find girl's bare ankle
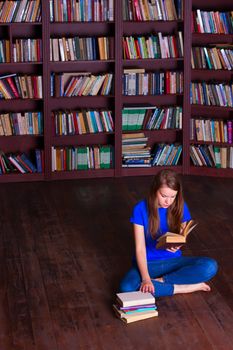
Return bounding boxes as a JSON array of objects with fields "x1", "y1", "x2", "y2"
[{"x1": 152, "y1": 277, "x2": 164, "y2": 283}]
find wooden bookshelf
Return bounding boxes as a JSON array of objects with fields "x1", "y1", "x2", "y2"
[
  {"x1": 0, "y1": 0, "x2": 232, "y2": 182},
  {"x1": 190, "y1": 0, "x2": 233, "y2": 176}
]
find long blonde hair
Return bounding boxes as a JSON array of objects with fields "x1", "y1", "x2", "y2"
[{"x1": 147, "y1": 170, "x2": 184, "y2": 239}]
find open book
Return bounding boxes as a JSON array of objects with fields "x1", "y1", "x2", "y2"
[{"x1": 156, "y1": 219, "x2": 198, "y2": 249}]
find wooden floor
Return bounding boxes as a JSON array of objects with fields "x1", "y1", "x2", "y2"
[{"x1": 0, "y1": 174, "x2": 232, "y2": 350}]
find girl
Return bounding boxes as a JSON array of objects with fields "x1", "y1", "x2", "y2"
[{"x1": 120, "y1": 169, "x2": 218, "y2": 297}]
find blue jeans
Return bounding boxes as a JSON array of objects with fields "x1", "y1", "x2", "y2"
[{"x1": 119, "y1": 256, "x2": 218, "y2": 297}]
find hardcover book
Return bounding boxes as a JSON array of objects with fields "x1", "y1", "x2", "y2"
[
  {"x1": 113, "y1": 304, "x2": 158, "y2": 324},
  {"x1": 116, "y1": 291, "x2": 155, "y2": 307}
]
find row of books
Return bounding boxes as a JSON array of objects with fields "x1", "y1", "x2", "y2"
[
  {"x1": 123, "y1": 0, "x2": 183, "y2": 21},
  {"x1": 190, "y1": 144, "x2": 233, "y2": 169},
  {"x1": 0, "y1": 149, "x2": 43, "y2": 174},
  {"x1": 0, "y1": 111, "x2": 43, "y2": 136},
  {"x1": 51, "y1": 145, "x2": 113, "y2": 171},
  {"x1": 191, "y1": 45, "x2": 233, "y2": 71},
  {"x1": 192, "y1": 10, "x2": 233, "y2": 34},
  {"x1": 51, "y1": 72, "x2": 113, "y2": 97},
  {"x1": 50, "y1": 36, "x2": 114, "y2": 62},
  {"x1": 0, "y1": 40, "x2": 10, "y2": 63},
  {"x1": 13, "y1": 39, "x2": 42, "y2": 63},
  {"x1": 50, "y1": 0, "x2": 114, "y2": 22},
  {"x1": 53, "y1": 109, "x2": 114, "y2": 135},
  {"x1": 122, "y1": 106, "x2": 182, "y2": 131},
  {"x1": 0, "y1": 73, "x2": 43, "y2": 100},
  {"x1": 113, "y1": 291, "x2": 158, "y2": 324},
  {"x1": 191, "y1": 118, "x2": 232, "y2": 144},
  {"x1": 152, "y1": 142, "x2": 182, "y2": 166},
  {"x1": 123, "y1": 32, "x2": 183, "y2": 60},
  {"x1": 0, "y1": 0, "x2": 41, "y2": 23},
  {"x1": 190, "y1": 82, "x2": 233, "y2": 107},
  {"x1": 123, "y1": 70, "x2": 183, "y2": 95}
]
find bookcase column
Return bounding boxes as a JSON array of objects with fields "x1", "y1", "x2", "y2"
[
  {"x1": 183, "y1": 0, "x2": 192, "y2": 174},
  {"x1": 114, "y1": 0, "x2": 123, "y2": 177},
  {"x1": 42, "y1": 0, "x2": 51, "y2": 180}
]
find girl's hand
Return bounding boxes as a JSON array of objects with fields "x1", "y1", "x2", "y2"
[
  {"x1": 166, "y1": 245, "x2": 182, "y2": 253},
  {"x1": 140, "y1": 279, "x2": 155, "y2": 294}
]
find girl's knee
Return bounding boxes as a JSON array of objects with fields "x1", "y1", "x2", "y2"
[
  {"x1": 119, "y1": 280, "x2": 139, "y2": 293},
  {"x1": 201, "y1": 257, "x2": 218, "y2": 281},
  {"x1": 119, "y1": 267, "x2": 141, "y2": 292}
]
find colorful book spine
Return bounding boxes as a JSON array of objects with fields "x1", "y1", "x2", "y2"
[
  {"x1": 0, "y1": 0, "x2": 41, "y2": 23},
  {"x1": 0, "y1": 150, "x2": 42, "y2": 174},
  {"x1": 51, "y1": 145, "x2": 113, "y2": 171},
  {"x1": 227, "y1": 120, "x2": 232, "y2": 144},
  {"x1": 193, "y1": 10, "x2": 233, "y2": 34},
  {"x1": 50, "y1": 0, "x2": 114, "y2": 22},
  {"x1": 122, "y1": 0, "x2": 183, "y2": 21}
]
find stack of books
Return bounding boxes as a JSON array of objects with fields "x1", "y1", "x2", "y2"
[
  {"x1": 113, "y1": 291, "x2": 158, "y2": 324},
  {"x1": 122, "y1": 132, "x2": 152, "y2": 167}
]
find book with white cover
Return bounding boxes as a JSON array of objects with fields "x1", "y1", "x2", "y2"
[{"x1": 116, "y1": 291, "x2": 155, "y2": 307}]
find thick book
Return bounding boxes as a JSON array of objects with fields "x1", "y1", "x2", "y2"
[
  {"x1": 156, "y1": 219, "x2": 198, "y2": 249},
  {"x1": 116, "y1": 291, "x2": 155, "y2": 307},
  {"x1": 113, "y1": 304, "x2": 158, "y2": 324}
]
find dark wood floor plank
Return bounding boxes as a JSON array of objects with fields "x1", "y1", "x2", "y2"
[
  {"x1": 184, "y1": 292, "x2": 233, "y2": 349},
  {"x1": 20, "y1": 252, "x2": 58, "y2": 350},
  {"x1": 6, "y1": 257, "x2": 35, "y2": 350}
]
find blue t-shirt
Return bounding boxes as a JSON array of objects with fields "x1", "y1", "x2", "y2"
[{"x1": 130, "y1": 199, "x2": 191, "y2": 261}]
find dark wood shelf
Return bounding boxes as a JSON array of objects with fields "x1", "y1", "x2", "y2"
[
  {"x1": 0, "y1": 135, "x2": 43, "y2": 153},
  {"x1": 4, "y1": 22, "x2": 42, "y2": 27},
  {"x1": 0, "y1": 99, "x2": 43, "y2": 111},
  {"x1": 51, "y1": 168, "x2": 115, "y2": 180},
  {"x1": 123, "y1": 58, "x2": 184, "y2": 70},
  {"x1": 0, "y1": 63, "x2": 43, "y2": 74},
  {"x1": 50, "y1": 96, "x2": 114, "y2": 110},
  {"x1": 122, "y1": 165, "x2": 183, "y2": 177},
  {"x1": 123, "y1": 20, "x2": 183, "y2": 35},
  {"x1": 190, "y1": 140, "x2": 233, "y2": 147},
  {"x1": 189, "y1": 166, "x2": 233, "y2": 177},
  {"x1": 122, "y1": 94, "x2": 183, "y2": 105},
  {"x1": 191, "y1": 69, "x2": 233, "y2": 81},
  {"x1": 49, "y1": 60, "x2": 115, "y2": 72},
  {"x1": 50, "y1": 22, "x2": 115, "y2": 36},
  {"x1": 192, "y1": 33, "x2": 233, "y2": 45},
  {"x1": 0, "y1": 173, "x2": 44, "y2": 183},
  {"x1": 52, "y1": 133, "x2": 114, "y2": 146},
  {"x1": 191, "y1": 105, "x2": 233, "y2": 114}
]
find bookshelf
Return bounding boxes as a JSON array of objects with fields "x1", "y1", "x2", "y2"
[
  {"x1": 0, "y1": 0, "x2": 44, "y2": 182},
  {"x1": 190, "y1": 0, "x2": 233, "y2": 177},
  {"x1": 0, "y1": 0, "x2": 232, "y2": 183}
]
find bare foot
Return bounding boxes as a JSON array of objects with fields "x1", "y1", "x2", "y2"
[{"x1": 174, "y1": 282, "x2": 211, "y2": 294}]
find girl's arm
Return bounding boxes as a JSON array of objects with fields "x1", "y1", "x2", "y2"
[{"x1": 133, "y1": 224, "x2": 155, "y2": 294}]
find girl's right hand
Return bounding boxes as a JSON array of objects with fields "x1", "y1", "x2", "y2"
[{"x1": 140, "y1": 279, "x2": 155, "y2": 294}]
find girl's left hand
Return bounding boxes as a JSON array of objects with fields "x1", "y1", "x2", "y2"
[
  {"x1": 166, "y1": 245, "x2": 182, "y2": 253},
  {"x1": 140, "y1": 279, "x2": 155, "y2": 294}
]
